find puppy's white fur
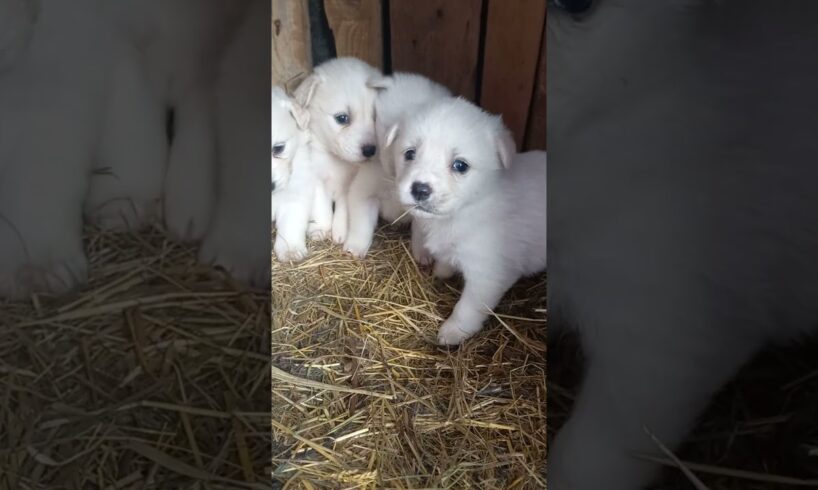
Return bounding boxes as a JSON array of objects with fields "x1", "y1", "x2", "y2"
[
  {"x1": 111, "y1": 1, "x2": 250, "y2": 243},
  {"x1": 198, "y1": 0, "x2": 271, "y2": 286},
  {"x1": 0, "y1": 1, "x2": 251, "y2": 298},
  {"x1": 391, "y1": 97, "x2": 547, "y2": 345},
  {"x1": 0, "y1": 0, "x2": 117, "y2": 299},
  {"x1": 294, "y1": 57, "x2": 385, "y2": 245},
  {"x1": 269, "y1": 85, "x2": 322, "y2": 263},
  {"x1": 343, "y1": 72, "x2": 451, "y2": 259},
  {"x1": 547, "y1": 2, "x2": 818, "y2": 489}
]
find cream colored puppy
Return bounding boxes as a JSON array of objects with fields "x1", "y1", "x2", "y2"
[
  {"x1": 343, "y1": 72, "x2": 451, "y2": 259},
  {"x1": 389, "y1": 97, "x2": 547, "y2": 345},
  {"x1": 269, "y1": 85, "x2": 320, "y2": 263},
  {"x1": 294, "y1": 57, "x2": 385, "y2": 244}
]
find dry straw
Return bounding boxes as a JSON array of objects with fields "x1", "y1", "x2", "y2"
[
  {"x1": 272, "y1": 228, "x2": 548, "y2": 489},
  {"x1": 0, "y1": 225, "x2": 270, "y2": 488}
]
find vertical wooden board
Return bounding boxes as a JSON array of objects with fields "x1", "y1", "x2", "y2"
[
  {"x1": 324, "y1": 0, "x2": 383, "y2": 70},
  {"x1": 525, "y1": 4, "x2": 547, "y2": 151},
  {"x1": 272, "y1": 0, "x2": 312, "y2": 87},
  {"x1": 389, "y1": 0, "x2": 482, "y2": 100},
  {"x1": 480, "y1": 0, "x2": 546, "y2": 150}
]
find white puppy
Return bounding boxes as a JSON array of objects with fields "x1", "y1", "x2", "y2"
[
  {"x1": 268, "y1": 86, "x2": 321, "y2": 263},
  {"x1": 343, "y1": 72, "x2": 451, "y2": 259},
  {"x1": 294, "y1": 57, "x2": 385, "y2": 245},
  {"x1": 0, "y1": 0, "x2": 121, "y2": 299},
  {"x1": 389, "y1": 97, "x2": 547, "y2": 345},
  {"x1": 198, "y1": 0, "x2": 271, "y2": 286}
]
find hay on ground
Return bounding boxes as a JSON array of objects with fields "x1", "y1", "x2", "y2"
[
  {"x1": 0, "y1": 225, "x2": 270, "y2": 489},
  {"x1": 271, "y1": 228, "x2": 548, "y2": 489}
]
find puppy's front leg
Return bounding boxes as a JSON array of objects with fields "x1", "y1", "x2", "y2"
[
  {"x1": 331, "y1": 194, "x2": 349, "y2": 244},
  {"x1": 437, "y1": 270, "x2": 517, "y2": 345},
  {"x1": 344, "y1": 196, "x2": 379, "y2": 258},
  {"x1": 410, "y1": 223, "x2": 433, "y2": 266},
  {"x1": 308, "y1": 184, "x2": 332, "y2": 240},
  {"x1": 163, "y1": 85, "x2": 216, "y2": 243},
  {"x1": 274, "y1": 198, "x2": 311, "y2": 263}
]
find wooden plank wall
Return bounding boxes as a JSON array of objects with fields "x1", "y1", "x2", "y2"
[
  {"x1": 271, "y1": 0, "x2": 312, "y2": 87},
  {"x1": 271, "y1": 0, "x2": 547, "y2": 149},
  {"x1": 324, "y1": 0, "x2": 383, "y2": 70},
  {"x1": 480, "y1": 0, "x2": 547, "y2": 150},
  {"x1": 389, "y1": 0, "x2": 483, "y2": 101}
]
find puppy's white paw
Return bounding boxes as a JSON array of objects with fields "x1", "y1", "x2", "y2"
[
  {"x1": 437, "y1": 317, "x2": 477, "y2": 346},
  {"x1": 0, "y1": 244, "x2": 87, "y2": 300},
  {"x1": 433, "y1": 261, "x2": 457, "y2": 280},
  {"x1": 343, "y1": 236, "x2": 372, "y2": 259},
  {"x1": 274, "y1": 239, "x2": 308, "y2": 263},
  {"x1": 412, "y1": 247, "x2": 434, "y2": 267},
  {"x1": 164, "y1": 190, "x2": 211, "y2": 243},
  {"x1": 331, "y1": 225, "x2": 347, "y2": 245},
  {"x1": 307, "y1": 223, "x2": 331, "y2": 241},
  {"x1": 86, "y1": 198, "x2": 157, "y2": 232},
  {"x1": 200, "y1": 233, "x2": 270, "y2": 288}
]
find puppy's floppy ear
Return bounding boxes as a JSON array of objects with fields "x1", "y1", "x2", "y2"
[
  {"x1": 494, "y1": 117, "x2": 517, "y2": 169},
  {"x1": 293, "y1": 72, "x2": 322, "y2": 108},
  {"x1": 287, "y1": 99, "x2": 310, "y2": 130},
  {"x1": 385, "y1": 123, "x2": 400, "y2": 148},
  {"x1": 367, "y1": 75, "x2": 393, "y2": 91}
]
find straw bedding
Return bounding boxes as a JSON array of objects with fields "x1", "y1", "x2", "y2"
[
  {"x1": 271, "y1": 227, "x2": 548, "y2": 489},
  {"x1": 0, "y1": 225, "x2": 270, "y2": 488}
]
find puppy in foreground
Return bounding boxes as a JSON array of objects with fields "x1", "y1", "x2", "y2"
[
  {"x1": 390, "y1": 97, "x2": 547, "y2": 345},
  {"x1": 343, "y1": 72, "x2": 451, "y2": 259},
  {"x1": 548, "y1": 1, "x2": 818, "y2": 489},
  {"x1": 269, "y1": 85, "x2": 318, "y2": 262},
  {"x1": 294, "y1": 57, "x2": 385, "y2": 244}
]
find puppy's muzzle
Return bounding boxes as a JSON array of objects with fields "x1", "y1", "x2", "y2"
[{"x1": 410, "y1": 182, "x2": 432, "y2": 202}]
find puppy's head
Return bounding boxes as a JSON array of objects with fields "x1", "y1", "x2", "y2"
[
  {"x1": 389, "y1": 97, "x2": 516, "y2": 218},
  {"x1": 294, "y1": 57, "x2": 385, "y2": 163},
  {"x1": 374, "y1": 72, "x2": 451, "y2": 179},
  {"x1": 271, "y1": 86, "x2": 308, "y2": 192}
]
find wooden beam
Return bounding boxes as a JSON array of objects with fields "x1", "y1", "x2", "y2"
[
  {"x1": 480, "y1": 0, "x2": 546, "y2": 150},
  {"x1": 324, "y1": 0, "x2": 383, "y2": 70},
  {"x1": 389, "y1": 0, "x2": 483, "y2": 100},
  {"x1": 272, "y1": 0, "x2": 312, "y2": 87},
  {"x1": 525, "y1": 3, "x2": 547, "y2": 151}
]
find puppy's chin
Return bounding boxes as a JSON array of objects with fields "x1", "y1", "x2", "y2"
[
  {"x1": 406, "y1": 204, "x2": 449, "y2": 219},
  {"x1": 334, "y1": 150, "x2": 368, "y2": 164}
]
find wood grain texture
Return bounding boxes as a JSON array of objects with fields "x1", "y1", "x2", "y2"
[
  {"x1": 525, "y1": 3, "x2": 547, "y2": 151},
  {"x1": 480, "y1": 0, "x2": 546, "y2": 150},
  {"x1": 324, "y1": 0, "x2": 383, "y2": 69},
  {"x1": 272, "y1": 0, "x2": 312, "y2": 87},
  {"x1": 389, "y1": 0, "x2": 483, "y2": 100}
]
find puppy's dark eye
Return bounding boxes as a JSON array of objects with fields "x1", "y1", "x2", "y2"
[
  {"x1": 273, "y1": 143, "x2": 285, "y2": 157},
  {"x1": 404, "y1": 149, "x2": 416, "y2": 161},
  {"x1": 452, "y1": 159, "x2": 470, "y2": 174},
  {"x1": 334, "y1": 113, "x2": 350, "y2": 125}
]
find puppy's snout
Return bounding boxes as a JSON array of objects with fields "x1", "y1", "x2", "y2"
[
  {"x1": 362, "y1": 144, "x2": 377, "y2": 158},
  {"x1": 411, "y1": 182, "x2": 432, "y2": 202}
]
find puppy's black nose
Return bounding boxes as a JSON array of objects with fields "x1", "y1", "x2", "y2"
[
  {"x1": 411, "y1": 182, "x2": 432, "y2": 202},
  {"x1": 362, "y1": 145, "x2": 377, "y2": 158},
  {"x1": 271, "y1": 181, "x2": 276, "y2": 192}
]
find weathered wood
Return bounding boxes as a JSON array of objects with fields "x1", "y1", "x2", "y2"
[
  {"x1": 525, "y1": 3, "x2": 547, "y2": 151},
  {"x1": 272, "y1": 0, "x2": 312, "y2": 87},
  {"x1": 480, "y1": 0, "x2": 546, "y2": 150},
  {"x1": 389, "y1": 0, "x2": 483, "y2": 100},
  {"x1": 324, "y1": 0, "x2": 383, "y2": 69}
]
